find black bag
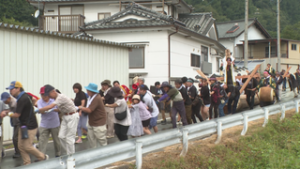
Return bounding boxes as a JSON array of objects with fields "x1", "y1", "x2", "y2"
[
  {"x1": 115, "y1": 109, "x2": 127, "y2": 121},
  {"x1": 191, "y1": 96, "x2": 200, "y2": 106}
]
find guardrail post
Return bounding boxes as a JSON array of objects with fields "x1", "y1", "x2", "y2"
[
  {"x1": 280, "y1": 104, "x2": 285, "y2": 121},
  {"x1": 180, "y1": 128, "x2": 189, "y2": 157},
  {"x1": 295, "y1": 100, "x2": 299, "y2": 113},
  {"x1": 135, "y1": 140, "x2": 143, "y2": 169},
  {"x1": 241, "y1": 115, "x2": 248, "y2": 136},
  {"x1": 262, "y1": 108, "x2": 269, "y2": 127},
  {"x1": 215, "y1": 121, "x2": 222, "y2": 144},
  {"x1": 67, "y1": 155, "x2": 75, "y2": 169}
]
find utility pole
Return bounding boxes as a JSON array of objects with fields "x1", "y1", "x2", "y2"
[
  {"x1": 244, "y1": 0, "x2": 248, "y2": 68},
  {"x1": 277, "y1": 0, "x2": 281, "y2": 71}
]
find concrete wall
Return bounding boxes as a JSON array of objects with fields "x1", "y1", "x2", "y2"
[{"x1": 0, "y1": 25, "x2": 129, "y2": 141}]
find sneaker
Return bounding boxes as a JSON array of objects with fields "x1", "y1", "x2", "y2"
[
  {"x1": 161, "y1": 120, "x2": 167, "y2": 125},
  {"x1": 13, "y1": 153, "x2": 21, "y2": 158},
  {"x1": 33, "y1": 143, "x2": 37, "y2": 149},
  {"x1": 179, "y1": 122, "x2": 183, "y2": 125},
  {"x1": 44, "y1": 154, "x2": 49, "y2": 161},
  {"x1": 176, "y1": 121, "x2": 180, "y2": 125},
  {"x1": 75, "y1": 140, "x2": 82, "y2": 144},
  {"x1": 81, "y1": 135, "x2": 87, "y2": 139}
]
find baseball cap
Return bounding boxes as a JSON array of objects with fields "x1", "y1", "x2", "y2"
[
  {"x1": 6, "y1": 81, "x2": 23, "y2": 90},
  {"x1": 40, "y1": 86, "x2": 45, "y2": 94},
  {"x1": 1, "y1": 92, "x2": 10, "y2": 102},
  {"x1": 44, "y1": 85, "x2": 55, "y2": 96}
]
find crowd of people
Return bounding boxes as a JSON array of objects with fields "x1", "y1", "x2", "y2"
[{"x1": 0, "y1": 60, "x2": 299, "y2": 166}]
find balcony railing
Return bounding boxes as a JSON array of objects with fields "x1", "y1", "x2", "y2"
[{"x1": 39, "y1": 15, "x2": 85, "y2": 34}]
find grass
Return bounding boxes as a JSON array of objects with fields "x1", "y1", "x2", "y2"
[{"x1": 131, "y1": 113, "x2": 300, "y2": 169}]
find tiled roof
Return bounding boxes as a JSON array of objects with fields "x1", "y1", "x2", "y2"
[
  {"x1": 82, "y1": 3, "x2": 182, "y2": 30},
  {"x1": 178, "y1": 13, "x2": 215, "y2": 35},
  {"x1": 0, "y1": 22, "x2": 136, "y2": 48},
  {"x1": 80, "y1": 3, "x2": 225, "y2": 52},
  {"x1": 216, "y1": 18, "x2": 271, "y2": 39}
]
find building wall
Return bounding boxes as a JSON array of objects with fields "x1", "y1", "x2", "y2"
[
  {"x1": 170, "y1": 33, "x2": 218, "y2": 78},
  {"x1": 234, "y1": 25, "x2": 267, "y2": 45},
  {"x1": 288, "y1": 41, "x2": 300, "y2": 60},
  {"x1": 91, "y1": 30, "x2": 169, "y2": 86},
  {"x1": 0, "y1": 27, "x2": 129, "y2": 141}
]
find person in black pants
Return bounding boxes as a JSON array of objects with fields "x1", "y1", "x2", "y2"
[
  {"x1": 225, "y1": 83, "x2": 240, "y2": 114},
  {"x1": 243, "y1": 77, "x2": 258, "y2": 109},
  {"x1": 186, "y1": 78, "x2": 203, "y2": 123}
]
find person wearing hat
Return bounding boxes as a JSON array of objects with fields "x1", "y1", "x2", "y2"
[
  {"x1": 99, "y1": 80, "x2": 115, "y2": 138},
  {"x1": 0, "y1": 92, "x2": 21, "y2": 158},
  {"x1": 175, "y1": 80, "x2": 192, "y2": 124},
  {"x1": 35, "y1": 84, "x2": 79, "y2": 155},
  {"x1": 139, "y1": 85, "x2": 159, "y2": 132},
  {"x1": 158, "y1": 82, "x2": 188, "y2": 128},
  {"x1": 252, "y1": 71, "x2": 276, "y2": 107},
  {"x1": 186, "y1": 78, "x2": 203, "y2": 123},
  {"x1": 152, "y1": 82, "x2": 168, "y2": 125},
  {"x1": 78, "y1": 83, "x2": 107, "y2": 148},
  {"x1": 129, "y1": 95, "x2": 152, "y2": 135},
  {"x1": 106, "y1": 87, "x2": 131, "y2": 141},
  {"x1": 36, "y1": 86, "x2": 61, "y2": 157},
  {"x1": 209, "y1": 78, "x2": 220, "y2": 119},
  {"x1": 2, "y1": 81, "x2": 49, "y2": 165},
  {"x1": 265, "y1": 63, "x2": 275, "y2": 76},
  {"x1": 127, "y1": 95, "x2": 144, "y2": 137}
]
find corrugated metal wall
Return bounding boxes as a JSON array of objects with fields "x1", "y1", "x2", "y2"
[{"x1": 0, "y1": 26, "x2": 129, "y2": 141}]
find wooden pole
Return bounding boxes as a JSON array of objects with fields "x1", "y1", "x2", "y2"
[
  {"x1": 196, "y1": 69, "x2": 211, "y2": 85},
  {"x1": 282, "y1": 67, "x2": 292, "y2": 78},
  {"x1": 239, "y1": 64, "x2": 261, "y2": 93}
]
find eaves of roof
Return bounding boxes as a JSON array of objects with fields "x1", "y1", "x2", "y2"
[{"x1": 0, "y1": 22, "x2": 137, "y2": 48}]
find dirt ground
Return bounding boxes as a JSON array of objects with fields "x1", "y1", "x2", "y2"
[{"x1": 107, "y1": 109, "x2": 297, "y2": 169}]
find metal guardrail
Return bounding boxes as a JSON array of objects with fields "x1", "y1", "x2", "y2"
[{"x1": 17, "y1": 99, "x2": 300, "y2": 169}]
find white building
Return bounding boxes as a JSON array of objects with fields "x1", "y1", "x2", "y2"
[
  {"x1": 29, "y1": 0, "x2": 226, "y2": 85},
  {"x1": 216, "y1": 18, "x2": 271, "y2": 60}
]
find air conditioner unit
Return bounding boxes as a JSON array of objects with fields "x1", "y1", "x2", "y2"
[{"x1": 201, "y1": 61, "x2": 212, "y2": 75}]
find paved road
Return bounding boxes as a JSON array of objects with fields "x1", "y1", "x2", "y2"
[{"x1": 0, "y1": 91, "x2": 295, "y2": 168}]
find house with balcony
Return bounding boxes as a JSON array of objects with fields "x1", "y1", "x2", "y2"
[
  {"x1": 216, "y1": 18, "x2": 271, "y2": 60},
  {"x1": 28, "y1": 0, "x2": 226, "y2": 85},
  {"x1": 236, "y1": 39, "x2": 300, "y2": 73}
]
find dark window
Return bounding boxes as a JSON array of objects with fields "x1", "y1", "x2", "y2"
[
  {"x1": 129, "y1": 48, "x2": 144, "y2": 68},
  {"x1": 191, "y1": 54, "x2": 200, "y2": 67},
  {"x1": 265, "y1": 46, "x2": 276, "y2": 58},
  {"x1": 226, "y1": 25, "x2": 240, "y2": 33},
  {"x1": 292, "y1": 44, "x2": 297, "y2": 50},
  {"x1": 201, "y1": 46, "x2": 208, "y2": 62}
]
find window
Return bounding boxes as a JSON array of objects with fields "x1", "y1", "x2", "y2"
[
  {"x1": 98, "y1": 13, "x2": 111, "y2": 20},
  {"x1": 292, "y1": 44, "x2": 297, "y2": 50},
  {"x1": 201, "y1": 46, "x2": 208, "y2": 62},
  {"x1": 129, "y1": 48, "x2": 144, "y2": 68},
  {"x1": 226, "y1": 25, "x2": 240, "y2": 33},
  {"x1": 191, "y1": 54, "x2": 201, "y2": 67},
  {"x1": 265, "y1": 46, "x2": 276, "y2": 58}
]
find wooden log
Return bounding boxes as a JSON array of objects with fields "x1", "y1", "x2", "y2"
[
  {"x1": 196, "y1": 69, "x2": 211, "y2": 85},
  {"x1": 282, "y1": 67, "x2": 292, "y2": 78},
  {"x1": 239, "y1": 64, "x2": 261, "y2": 94},
  {"x1": 216, "y1": 74, "x2": 260, "y2": 81}
]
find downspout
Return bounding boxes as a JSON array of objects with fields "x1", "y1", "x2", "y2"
[{"x1": 168, "y1": 27, "x2": 179, "y2": 83}]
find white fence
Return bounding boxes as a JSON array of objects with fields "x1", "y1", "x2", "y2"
[
  {"x1": 0, "y1": 23, "x2": 134, "y2": 142},
  {"x1": 16, "y1": 99, "x2": 300, "y2": 169}
]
